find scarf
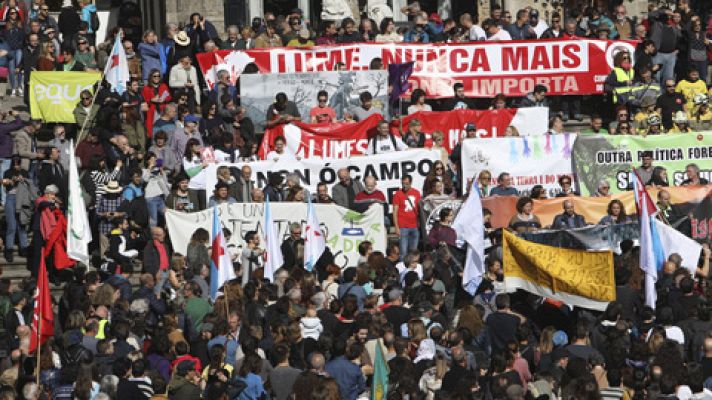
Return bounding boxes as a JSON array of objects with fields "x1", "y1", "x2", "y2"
[
  {"x1": 155, "y1": 240, "x2": 169, "y2": 271},
  {"x1": 43, "y1": 208, "x2": 75, "y2": 270}
]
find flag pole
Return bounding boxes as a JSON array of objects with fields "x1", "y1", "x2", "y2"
[
  {"x1": 74, "y1": 76, "x2": 103, "y2": 149},
  {"x1": 35, "y1": 306, "x2": 41, "y2": 386}
]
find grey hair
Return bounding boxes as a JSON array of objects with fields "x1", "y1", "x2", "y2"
[
  {"x1": 286, "y1": 173, "x2": 301, "y2": 185},
  {"x1": 227, "y1": 25, "x2": 239, "y2": 33},
  {"x1": 597, "y1": 179, "x2": 609, "y2": 189},
  {"x1": 100, "y1": 375, "x2": 119, "y2": 398},
  {"x1": 22, "y1": 382, "x2": 39, "y2": 400},
  {"x1": 290, "y1": 222, "x2": 302, "y2": 233}
]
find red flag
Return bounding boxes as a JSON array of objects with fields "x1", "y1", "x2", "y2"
[
  {"x1": 632, "y1": 170, "x2": 658, "y2": 218},
  {"x1": 29, "y1": 254, "x2": 54, "y2": 354}
]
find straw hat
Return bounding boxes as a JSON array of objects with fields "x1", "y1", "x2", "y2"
[
  {"x1": 174, "y1": 31, "x2": 191, "y2": 46},
  {"x1": 105, "y1": 180, "x2": 123, "y2": 194}
]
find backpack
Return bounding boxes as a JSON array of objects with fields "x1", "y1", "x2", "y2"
[
  {"x1": 89, "y1": 11, "x2": 100, "y2": 32},
  {"x1": 125, "y1": 186, "x2": 150, "y2": 228}
]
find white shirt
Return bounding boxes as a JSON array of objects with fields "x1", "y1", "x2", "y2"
[
  {"x1": 532, "y1": 21, "x2": 549, "y2": 38},
  {"x1": 182, "y1": 156, "x2": 207, "y2": 190},
  {"x1": 265, "y1": 150, "x2": 298, "y2": 162},
  {"x1": 365, "y1": 135, "x2": 408, "y2": 155},
  {"x1": 396, "y1": 261, "x2": 423, "y2": 284},
  {"x1": 407, "y1": 104, "x2": 432, "y2": 115},
  {"x1": 488, "y1": 29, "x2": 512, "y2": 41},
  {"x1": 469, "y1": 25, "x2": 486, "y2": 41}
]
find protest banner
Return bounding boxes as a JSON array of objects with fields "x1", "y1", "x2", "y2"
[
  {"x1": 205, "y1": 149, "x2": 440, "y2": 205},
  {"x1": 461, "y1": 135, "x2": 577, "y2": 196},
  {"x1": 165, "y1": 203, "x2": 386, "y2": 269},
  {"x1": 481, "y1": 185, "x2": 711, "y2": 229},
  {"x1": 521, "y1": 223, "x2": 639, "y2": 253},
  {"x1": 690, "y1": 188, "x2": 712, "y2": 244},
  {"x1": 241, "y1": 70, "x2": 389, "y2": 129},
  {"x1": 395, "y1": 108, "x2": 549, "y2": 153},
  {"x1": 197, "y1": 39, "x2": 636, "y2": 98},
  {"x1": 573, "y1": 133, "x2": 712, "y2": 195},
  {"x1": 29, "y1": 71, "x2": 102, "y2": 123},
  {"x1": 259, "y1": 114, "x2": 383, "y2": 160},
  {"x1": 502, "y1": 230, "x2": 615, "y2": 311}
]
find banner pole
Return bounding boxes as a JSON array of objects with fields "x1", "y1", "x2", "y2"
[
  {"x1": 35, "y1": 308, "x2": 41, "y2": 386},
  {"x1": 74, "y1": 77, "x2": 103, "y2": 150}
]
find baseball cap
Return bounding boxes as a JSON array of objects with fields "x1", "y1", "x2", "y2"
[
  {"x1": 184, "y1": 114, "x2": 200, "y2": 125},
  {"x1": 465, "y1": 123, "x2": 477, "y2": 131},
  {"x1": 552, "y1": 330, "x2": 568, "y2": 346}
]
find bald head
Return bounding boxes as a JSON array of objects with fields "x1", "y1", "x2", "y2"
[
  {"x1": 563, "y1": 199, "x2": 574, "y2": 215},
  {"x1": 310, "y1": 352, "x2": 326, "y2": 371},
  {"x1": 705, "y1": 337, "x2": 712, "y2": 356}
]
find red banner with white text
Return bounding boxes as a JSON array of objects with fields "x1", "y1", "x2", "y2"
[
  {"x1": 393, "y1": 107, "x2": 548, "y2": 153},
  {"x1": 259, "y1": 114, "x2": 383, "y2": 159},
  {"x1": 197, "y1": 39, "x2": 637, "y2": 98},
  {"x1": 259, "y1": 108, "x2": 548, "y2": 159}
]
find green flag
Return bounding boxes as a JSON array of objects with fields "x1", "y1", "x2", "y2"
[{"x1": 371, "y1": 340, "x2": 389, "y2": 400}]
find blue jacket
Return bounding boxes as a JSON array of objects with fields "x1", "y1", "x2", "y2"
[
  {"x1": 81, "y1": 4, "x2": 97, "y2": 33},
  {"x1": 0, "y1": 39, "x2": 12, "y2": 68},
  {"x1": 236, "y1": 373, "x2": 266, "y2": 400},
  {"x1": 138, "y1": 42, "x2": 166, "y2": 80},
  {"x1": 325, "y1": 356, "x2": 366, "y2": 400}
]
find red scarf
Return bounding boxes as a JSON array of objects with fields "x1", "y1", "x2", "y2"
[{"x1": 155, "y1": 240, "x2": 169, "y2": 271}]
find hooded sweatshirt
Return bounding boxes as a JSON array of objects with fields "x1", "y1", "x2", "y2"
[{"x1": 81, "y1": 3, "x2": 97, "y2": 34}]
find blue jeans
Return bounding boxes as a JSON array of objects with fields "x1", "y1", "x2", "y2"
[
  {"x1": 0, "y1": 158, "x2": 9, "y2": 204},
  {"x1": 8, "y1": 49, "x2": 22, "y2": 90},
  {"x1": 5, "y1": 193, "x2": 28, "y2": 251},
  {"x1": 654, "y1": 51, "x2": 677, "y2": 84},
  {"x1": 399, "y1": 227, "x2": 420, "y2": 259},
  {"x1": 146, "y1": 196, "x2": 166, "y2": 227}
]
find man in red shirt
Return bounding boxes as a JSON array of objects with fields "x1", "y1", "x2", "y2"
[
  {"x1": 309, "y1": 90, "x2": 336, "y2": 123},
  {"x1": 393, "y1": 175, "x2": 421, "y2": 259}
]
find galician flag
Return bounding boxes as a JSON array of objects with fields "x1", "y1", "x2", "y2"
[
  {"x1": 210, "y1": 207, "x2": 235, "y2": 300},
  {"x1": 452, "y1": 181, "x2": 486, "y2": 295},
  {"x1": 371, "y1": 339, "x2": 389, "y2": 400},
  {"x1": 263, "y1": 196, "x2": 283, "y2": 282},
  {"x1": 633, "y1": 170, "x2": 665, "y2": 309},
  {"x1": 303, "y1": 196, "x2": 325, "y2": 272},
  {"x1": 103, "y1": 31, "x2": 130, "y2": 95},
  {"x1": 66, "y1": 139, "x2": 91, "y2": 265}
]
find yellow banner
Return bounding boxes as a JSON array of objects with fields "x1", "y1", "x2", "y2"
[
  {"x1": 29, "y1": 71, "x2": 102, "y2": 123},
  {"x1": 502, "y1": 229, "x2": 615, "y2": 310}
]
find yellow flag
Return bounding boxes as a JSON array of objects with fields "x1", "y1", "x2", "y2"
[
  {"x1": 502, "y1": 229, "x2": 615, "y2": 311},
  {"x1": 29, "y1": 71, "x2": 102, "y2": 123}
]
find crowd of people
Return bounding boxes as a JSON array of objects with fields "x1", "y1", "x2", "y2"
[{"x1": 0, "y1": 0, "x2": 709, "y2": 399}]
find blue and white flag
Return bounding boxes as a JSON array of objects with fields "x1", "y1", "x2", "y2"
[
  {"x1": 263, "y1": 196, "x2": 284, "y2": 282},
  {"x1": 103, "y1": 32, "x2": 130, "y2": 95}
]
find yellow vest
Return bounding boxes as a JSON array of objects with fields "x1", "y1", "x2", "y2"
[{"x1": 612, "y1": 67, "x2": 635, "y2": 104}]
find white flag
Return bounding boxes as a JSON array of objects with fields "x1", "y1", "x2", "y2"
[
  {"x1": 303, "y1": 196, "x2": 326, "y2": 271},
  {"x1": 452, "y1": 183, "x2": 485, "y2": 295},
  {"x1": 103, "y1": 32, "x2": 130, "y2": 95},
  {"x1": 66, "y1": 140, "x2": 92, "y2": 265},
  {"x1": 263, "y1": 197, "x2": 283, "y2": 282}
]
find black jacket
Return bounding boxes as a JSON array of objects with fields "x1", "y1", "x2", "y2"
[{"x1": 142, "y1": 240, "x2": 173, "y2": 276}]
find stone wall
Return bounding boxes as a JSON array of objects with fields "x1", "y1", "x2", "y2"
[{"x1": 165, "y1": 0, "x2": 226, "y2": 33}]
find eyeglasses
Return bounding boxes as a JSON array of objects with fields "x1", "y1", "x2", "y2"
[
  {"x1": 82, "y1": 97, "x2": 92, "y2": 100},
  {"x1": 435, "y1": 167, "x2": 444, "y2": 171},
  {"x1": 78, "y1": 41, "x2": 87, "y2": 45},
  {"x1": 41, "y1": 7, "x2": 49, "y2": 11},
  {"x1": 151, "y1": 74, "x2": 161, "y2": 78}
]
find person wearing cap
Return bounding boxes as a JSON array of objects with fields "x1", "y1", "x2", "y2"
[
  {"x1": 169, "y1": 55, "x2": 200, "y2": 113},
  {"x1": 633, "y1": 95, "x2": 658, "y2": 135},
  {"x1": 528, "y1": 9, "x2": 548, "y2": 38},
  {"x1": 168, "y1": 359, "x2": 202, "y2": 400},
  {"x1": 669, "y1": 111, "x2": 692, "y2": 133},
  {"x1": 690, "y1": 94, "x2": 712, "y2": 131},
  {"x1": 286, "y1": 27, "x2": 315, "y2": 47},
  {"x1": 96, "y1": 180, "x2": 126, "y2": 249}
]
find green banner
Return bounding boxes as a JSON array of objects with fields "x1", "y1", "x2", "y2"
[
  {"x1": 29, "y1": 71, "x2": 101, "y2": 123},
  {"x1": 573, "y1": 133, "x2": 712, "y2": 195}
]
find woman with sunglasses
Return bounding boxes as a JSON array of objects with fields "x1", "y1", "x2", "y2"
[
  {"x1": 1, "y1": 5, "x2": 23, "y2": 97},
  {"x1": 423, "y1": 160, "x2": 454, "y2": 196},
  {"x1": 604, "y1": 51, "x2": 635, "y2": 108},
  {"x1": 142, "y1": 68, "x2": 172, "y2": 138}
]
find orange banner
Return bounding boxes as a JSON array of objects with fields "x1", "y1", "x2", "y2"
[{"x1": 482, "y1": 185, "x2": 712, "y2": 229}]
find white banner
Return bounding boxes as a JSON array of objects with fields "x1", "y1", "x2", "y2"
[
  {"x1": 241, "y1": 70, "x2": 389, "y2": 129},
  {"x1": 461, "y1": 135, "x2": 576, "y2": 197},
  {"x1": 206, "y1": 149, "x2": 440, "y2": 205},
  {"x1": 166, "y1": 203, "x2": 386, "y2": 269}
]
